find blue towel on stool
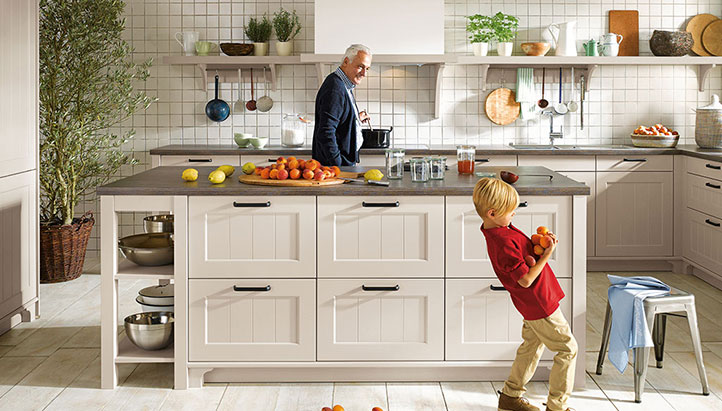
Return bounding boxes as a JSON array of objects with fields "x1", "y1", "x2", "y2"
[{"x1": 607, "y1": 275, "x2": 670, "y2": 373}]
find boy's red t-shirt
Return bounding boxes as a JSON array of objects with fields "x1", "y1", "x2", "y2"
[{"x1": 480, "y1": 223, "x2": 565, "y2": 321}]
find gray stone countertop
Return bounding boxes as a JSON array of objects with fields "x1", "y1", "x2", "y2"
[
  {"x1": 97, "y1": 166, "x2": 590, "y2": 196},
  {"x1": 148, "y1": 144, "x2": 722, "y2": 162}
]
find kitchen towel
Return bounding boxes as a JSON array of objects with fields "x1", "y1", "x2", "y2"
[
  {"x1": 515, "y1": 68, "x2": 537, "y2": 121},
  {"x1": 606, "y1": 275, "x2": 670, "y2": 373}
]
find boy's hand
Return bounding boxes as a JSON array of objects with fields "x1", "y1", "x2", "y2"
[{"x1": 543, "y1": 232, "x2": 558, "y2": 256}]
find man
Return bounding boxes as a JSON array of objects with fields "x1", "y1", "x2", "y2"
[{"x1": 312, "y1": 44, "x2": 371, "y2": 166}]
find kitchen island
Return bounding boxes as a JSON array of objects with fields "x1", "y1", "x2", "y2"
[{"x1": 98, "y1": 166, "x2": 589, "y2": 389}]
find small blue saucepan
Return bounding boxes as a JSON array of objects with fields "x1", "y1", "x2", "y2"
[{"x1": 205, "y1": 75, "x2": 230, "y2": 122}]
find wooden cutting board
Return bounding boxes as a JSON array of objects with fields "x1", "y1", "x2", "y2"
[
  {"x1": 702, "y1": 20, "x2": 722, "y2": 56},
  {"x1": 238, "y1": 171, "x2": 363, "y2": 187},
  {"x1": 484, "y1": 88, "x2": 519, "y2": 126},
  {"x1": 609, "y1": 10, "x2": 639, "y2": 56},
  {"x1": 687, "y1": 13, "x2": 719, "y2": 56}
]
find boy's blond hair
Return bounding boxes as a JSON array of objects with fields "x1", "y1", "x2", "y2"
[{"x1": 472, "y1": 177, "x2": 520, "y2": 218}]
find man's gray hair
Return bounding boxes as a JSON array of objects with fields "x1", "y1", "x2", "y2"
[{"x1": 342, "y1": 44, "x2": 371, "y2": 64}]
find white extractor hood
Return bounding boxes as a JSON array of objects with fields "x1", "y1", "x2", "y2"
[{"x1": 314, "y1": 0, "x2": 444, "y2": 55}]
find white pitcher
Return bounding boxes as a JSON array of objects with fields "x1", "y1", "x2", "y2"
[
  {"x1": 547, "y1": 21, "x2": 577, "y2": 56},
  {"x1": 175, "y1": 31, "x2": 199, "y2": 56}
]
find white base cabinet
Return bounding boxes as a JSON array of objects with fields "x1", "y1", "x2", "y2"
[
  {"x1": 189, "y1": 279, "x2": 316, "y2": 361},
  {"x1": 316, "y1": 278, "x2": 444, "y2": 361},
  {"x1": 445, "y1": 278, "x2": 572, "y2": 361}
]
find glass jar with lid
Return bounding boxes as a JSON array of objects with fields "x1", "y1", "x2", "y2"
[
  {"x1": 456, "y1": 145, "x2": 476, "y2": 174},
  {"x1": 428, "y1": 156, "x2": 446, "y2": 180},
  {"x1": 385, "y1": 148, "x2": 405, "y2": 179},
  {"x1": 281, "y1": 113, "x2": 310, "y2": 147},
  {"x1": 409, "y1": 157, "x2": 430, "y2": 182}
]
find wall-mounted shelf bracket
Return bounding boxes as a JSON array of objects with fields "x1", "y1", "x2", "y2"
[{"x1": 699, "y1": 64, "x2": 717, "y2": 92}]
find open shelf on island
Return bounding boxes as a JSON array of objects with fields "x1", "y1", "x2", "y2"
[
  {"x1": 115, "y1": 257, "x2": 174, "y2": 280},
  {"x1": 116, "y1": 336, "x2": 174, "y2": 363}
]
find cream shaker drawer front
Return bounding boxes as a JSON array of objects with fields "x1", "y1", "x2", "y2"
[
  {"x1": 686, "y1": 156, "x2": 722, "y2": 182},
  {"x1": 445, "y1": 279, "x2": 572, "y2": 361},
  {"x1": 189, "y1": 196, "x2": 316, "y2": 278},
  {"x1": 446, "y1": 196, "x2": 572, "y2": 278},
  {"x1": 317, "y1": 196, "x2": 444, "y2": 277},
  {"x1": 189, "y1": 279, "x2": 316, "y2": 361},
  {"x1": 596, "y1": 155, "x2": 672, "y2": 172},
  {"x1": 683, "y1": 209, "x2": 722, "y2": 275},
  {"x1": 160, "y1": 155, "x2": 240, "y2": 167},
  {"x1": 357, "y1": 154, "x2": 387, "y2": 167},
  {"x1": 317, "y1": 279, "x2": 444, "y2": 361},
  {"x1": 686, "y1": 173, "x2": 722, "y2": 219},
  {"x1": 596, "y1": 171, "x2": 673, "y2": 257}
]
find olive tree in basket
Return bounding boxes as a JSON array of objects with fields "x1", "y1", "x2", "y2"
[{"x1": 39, "y1": 0, "x2": 154, "y2": 282}]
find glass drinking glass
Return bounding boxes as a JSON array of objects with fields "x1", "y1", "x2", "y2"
[
  {"x1": 428, "y1": 156, "x2": 446, "y2": 180},
  {"x1": 385, "y1": 148, "x2": 405, "y2": 180},
  {"x1": 410, "y1": 157, "x2": 430, "y2": 182},
  {"x1": 456, "y1": 145, "x2": 476, "y2": 174}
]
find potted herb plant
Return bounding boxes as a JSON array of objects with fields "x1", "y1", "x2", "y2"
[
  {"x1": 466, "y1": 14, "x2": 494, "y2": 56},
  {"x1": 273, "y1": 8, "x2": 301, "y2": 56},
  {"x1": 245, "y1": 15, "x2": 272, "y2": 56},
  {"x1": 39, "y1": 0, "x2": 154, "y2": 282},
  {"x1": 491, "y1": 12, "x2": 519, "y2": 56}
]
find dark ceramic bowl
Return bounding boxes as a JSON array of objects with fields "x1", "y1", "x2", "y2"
[
  {"x1": 650, "y1": 30, "x2": 693, "y2": 56},
  {"x1": 220, "y1": 43, "x2": 254, "y2": 56}
]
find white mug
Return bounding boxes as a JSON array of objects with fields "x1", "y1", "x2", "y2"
[
  {"x1": 175, "y1": 31, "x2": 199, "y2": 56},
  {"x1": 600, "y1": 42, "x2": 620, "y2": 56},
  {"x1": 600, "y1": 33, "x2": 623, "y2": 45}
]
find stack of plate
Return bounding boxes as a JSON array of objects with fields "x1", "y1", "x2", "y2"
[
  {"x1": 687, "y1": 14, "x2": 722, "y2": 56},
  {"x1": 136, "y1": 284, "x2": 174, "y2": 312}
]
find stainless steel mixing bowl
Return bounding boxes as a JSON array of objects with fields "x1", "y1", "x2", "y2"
[
  {"x1": 143, "y1": 214, "x2": 174, "y2": 233},
  {"x1": 124, "y1": 311, "x2": 174, "y2": 350},
  {"x1": 118, "y1": 233, "x2": 174, "y2": 266}
]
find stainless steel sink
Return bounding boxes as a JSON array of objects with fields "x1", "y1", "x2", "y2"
[{"x1": 509, "y1": 144, "x2": 632, "y2": 150}]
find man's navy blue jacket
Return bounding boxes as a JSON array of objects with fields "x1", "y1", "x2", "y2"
[{"x1": 312, "y1": 72, "x2": 359, "y2": 166}]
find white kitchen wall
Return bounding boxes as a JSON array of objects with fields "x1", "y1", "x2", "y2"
[{"x1": 80, "y1": 0, "x2": 722, "y2": 257}]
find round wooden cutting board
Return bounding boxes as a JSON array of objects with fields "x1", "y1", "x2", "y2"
[
  {"x1": 485, "y1": 88, "x2": 520, "y2": 126},
  {"x1": 687, "y1": 13, "x2": 719, "y2": 56},
  {"x1": 702, "y1": 20, "x2": 722, "y2": 56}
]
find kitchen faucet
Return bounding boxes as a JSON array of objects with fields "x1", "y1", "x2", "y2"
[{"x1": 544, "y1": 110, "x2": 563, "y2": 147}]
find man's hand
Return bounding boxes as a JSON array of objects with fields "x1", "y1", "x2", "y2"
[
  {"x1": 543, "y1": 232, "x2": 558, "y2": 257},
  {"x1": 359, "y1": 110, "x2": 371, "y2": 124}
]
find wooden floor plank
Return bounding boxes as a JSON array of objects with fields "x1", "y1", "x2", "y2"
[
  {"x1": 387, "y1": 383, "x2": 447, "y2": 411},
  {"x1": 0, "y1": 356, "x2": 45, "y2": 398},
  {"x1": 217, "y1": 384, "x2": 283, "y2": 411},
  {"x1": 332, "y1": 383, "x2": 388, "y2": 411},
  {"x1": 102, "y1": 363, "x2": 173, "y2": 411},
  {"x1": 441, "y1": 381, "x2": 498, "y2": 411},
  {"x1": 646, "y1": 353, "x2": 722, "y2": 408},
  {"x1": 159, "y1": 384, "x2": 227, "y2": 411}
]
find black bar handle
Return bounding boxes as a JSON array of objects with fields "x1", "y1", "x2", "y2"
[
  {"x1": 268, "y1": 158, "x2": 279, "y2": 163},
  {"x1": 706, "y1": 182, "x2": 721, "y2": 189},
  {"x1": 623, "y1": 158, "x2": 647, "y2": 162},
  {"x1": 362, "y1": 201, "x2": 400, "y2": 208},
  {"x1": 188, "y1": 158, "x2": 212, "y2": 163},
  {"x1": 233, "y1": 285, "x2": 271, "y2": 292},
  {"x1": 233, "y1": 201, "x2": 271, "y2": 208},
  {"x1": 362, "y1": 285, "x2": 400, "y2": 292},
  {"x1": 706, "y1": 219, "x2": 721, "y2": 228},
  {"x1": 518, "y1": 201, "x2": 528, "y2": 208},
  {"x1": 490, "y1": 285, "x2": 507, "y2": 291},
  {"x1": 706, "y1": 163, "x2": 721, "y2": 170},
  {"x1": 475, "y1": 159, "x2": 490, "y2": 163}
]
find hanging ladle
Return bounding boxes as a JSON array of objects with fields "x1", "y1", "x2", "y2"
[
  {"x1": 538, "y1": 68, "x2": 549, "y2": 108},
  {"x1": 256, "y1": 67, "x2": 273, "y2": 112},
  {"x1": 246, "y1": 68, "x2": 257, "y2": 111},
  {"x1": 234, "y1": 68, "x2": 245, "y2": 113}
]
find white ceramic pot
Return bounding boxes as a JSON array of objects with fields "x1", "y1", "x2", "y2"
[
  {"x1": 497, "y1": 42, "x2": 514, "y2": 56},
  {"x1": 275, "y1": 41, "x2": 293, "y2": 56},
  {"x1": 253, "y1": 42, "x2": 269, "y2": 56},
  {"x1": 472, "y1": 42, "x2": 489, "y2": 56}
]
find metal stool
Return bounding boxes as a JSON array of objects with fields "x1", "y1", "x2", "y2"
[{"x1": 595, "y1": 287, "x2": 710, "y2": 403}]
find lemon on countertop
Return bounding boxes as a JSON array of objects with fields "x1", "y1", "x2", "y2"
[
  {"x1": 241, "y1": 162, "x2": 256, "y2": 175},
  {"x1": 208, "y1": 169, "x2": 226, "y2": 184},
  {"x1": 217, "y1": 165, "x2": 235, "y2": 177},
  {"x1": 181, "y1": 168, "x2": 198, "y2": 181},
  {"x1": 364, "y1": 169, "x2": 384, "y2": 181}
]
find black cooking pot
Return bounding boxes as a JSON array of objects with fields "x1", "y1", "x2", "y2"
[{"x1": 361, "y1": 126, "x2": 393, "y2": 148}]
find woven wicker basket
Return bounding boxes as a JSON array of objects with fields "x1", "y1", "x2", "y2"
[{"x1": 40, "y1": 212, "x2": 94, "y2": 283}]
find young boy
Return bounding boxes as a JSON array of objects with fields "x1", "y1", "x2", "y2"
[{"x1": 472, "y1": 177, "x2": 577, "y2": 411}]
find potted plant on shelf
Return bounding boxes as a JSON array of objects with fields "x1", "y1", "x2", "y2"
[
  {"x1": 466, "y1": 14, "x2": 494, "y2": 56},
  {"x1": 245, "y1": 15, "x2": 273, "y2": 56},
  {"x1": 491, "y1": 12, "x2": 519, "y2": 56},
  {"x1": 39, "y1": 0, "x2": 154, "y2": 283},
  {"x1": 273, "y1": 8, "x2": 302, "y2": 56}
]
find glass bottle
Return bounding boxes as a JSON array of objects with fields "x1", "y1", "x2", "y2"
[
  {"x1": 385, "y1": 148, "x2": 405, "y2": 180},
  {"x1": 456, "y1": 145, "x2": 476, "y2": 174},
  {"x1": 410, "y1": 157, "x2": 430, "y2": 182}
]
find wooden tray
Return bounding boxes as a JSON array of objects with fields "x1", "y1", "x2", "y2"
[
  {"x1": 609, "y1": 10, "x2": 639, "y2": 56},
  {"x1": 687, "y1": 13, "x2": 719, "y2": 56},
  {"x1": 485, "y1": 88, "x2": 519, "y2": 126},
  {"x1": 238, "y1": 171, "x2": 362, "y2": 187}
]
